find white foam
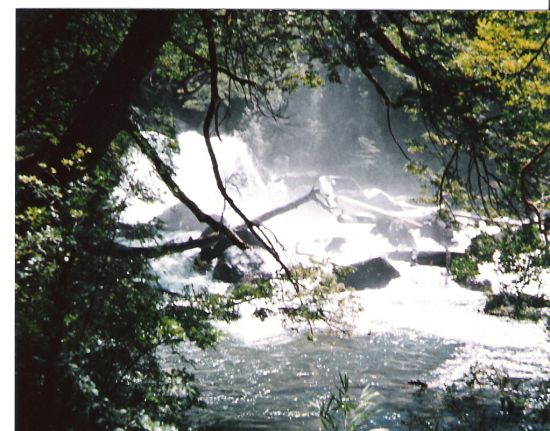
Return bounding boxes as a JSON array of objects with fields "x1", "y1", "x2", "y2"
[
  {"x1": 119, "y1": 130, "x2": 550, "y2": 377},
  {"x1": 344, "y1": 262, "x2": 548, "y2": 349}
]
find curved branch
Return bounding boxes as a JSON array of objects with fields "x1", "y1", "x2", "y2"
[
  {"x1": 200, "y1": 11, "x2": 300, "y2": 289},
  {"x1": 86, "y1": 234, "x2": 220, "y2": 259},
  {"x1": 356, "y1": 11, "x2": 435, "y2": 86},
  {"x1": 127, "y1": 121, "x2": 247, "y2": 250},
  {"x1": 171, "y1": 39, "x2": 259, "y2": 88},
  {"x1": 105, "y1": 188, "x2": 325, "y2": 260},
  {"x1": 520, "y1": 142, "x2": 550, "y2": 243}
]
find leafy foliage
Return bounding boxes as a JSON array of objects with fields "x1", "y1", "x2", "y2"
[
  {"x1": 16, "y1": 11, "x2": 132, "y2": 146},
  {"x1": 16, "y1": 149, "x2": 217, "y2": 429},
  {"x1": 403, "y1": 364, "x2": 550, "y2": 430},
  {"x1": 447, "y1": 224, "x2": 549, "y2": 323},
  {"x1": 449, "y1": 255, "x2": 479, "y2": 284},
  {"x1": 318, "y1": 373, "x2": 380, "y2": 431},
  {"x1": 15, "y1": 9, "x2": 550, "y2": 431}
]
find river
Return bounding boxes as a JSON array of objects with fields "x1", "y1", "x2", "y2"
[{"x1": 120, "y1": 130, "x2": 550, "y2": 430}]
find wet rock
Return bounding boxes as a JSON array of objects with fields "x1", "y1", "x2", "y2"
[
  {"x1": 388, "y1": 250, "x2": 465, "y2": 267},
  {"x1": 156, "y1": 203, "x2": 215, "y2": 232},
  {"x1": 419, "y1": 218, "x2": 454, "y2": 244},
  {"x1": 213, "y1": 246, "x2": 274, "y2": 283},
  {"x1": 372, "y1": 218, "x2": 415, "y2": 247},
  {"x1": 484, "y1": 291, "x2": 550, "y2": 321},
  {"x1": 344, "y1": 257, "x2": 400, "y2": 289},
  {"x1": 325, "y1": 237, "x2": 346, "y2": 253},
  {"x1": 415, "y1": 251, "x2": 464, "y2": 267},
  {"x1": 407, "y1": 379, "x2": 428, "y2": 389}
]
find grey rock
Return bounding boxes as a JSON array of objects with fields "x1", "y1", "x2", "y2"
[
  {"x1": 372, "y1": 218, "x2": 416, "y2": 247},
  {"x1": 419, "y1": 218, "x2": 454, "y2": 244},
  {"x1": 213, "y1": 246, "x2": 274, "y2": 283},
  {"x1": 388, "y1": 250, "x2": 465, "y2": 267},
  {"x1": 325, "y1": 237, "x2": 346, "y2": 253},
  {"x1": 344, "y1": 257, "x2": 400, "y2": 289},
  {"x1": 156, "y1": 203, "x2": 215, "y2": 232}
]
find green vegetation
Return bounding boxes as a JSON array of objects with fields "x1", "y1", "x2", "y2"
[
  {"x1": 404, "y1": 364, "x2": 550, "y2": 430},
  {"x1": 449, "y1": 255, "x2": 480, "y2": 284},
  {"x1": 448, "y1": 225, "x2": 549, "y2": 322},
  {"x1": 16, "y1": 9, "x2": 549, "y2": 431},
  {"x1": 318, "y1": 373, "x2": 379, "y2": 431}
]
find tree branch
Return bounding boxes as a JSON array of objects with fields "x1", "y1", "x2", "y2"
[
  {"x1": 200, "y1": 11, "x2": 302, "y2": 293},
  {"x1": 126, "y1": 121, "x2": 247, "y2": 250},
  {"x1": 520, "y1": 142, "x2": 550, "y2": 243},
  {"x1": 171, "y1": 39, "x2": 259, "y2": 88},
  {"x1": 17, "y1": 10, "x2": 179, "y2": 184},
  {"x1": 356, "y1": 12, "x2": 435, "y2": 86},
  {"x1": 85, "y1": 234, "x2": 220, "y2": 259}
]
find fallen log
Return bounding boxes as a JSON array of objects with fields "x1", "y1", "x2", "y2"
[
  {"x1": 84, "y1": 233, "x2": 220, "y2": 259},
  {"x1": 335, "y1": 195, "x2": 424, "y2": 228},
  {"x1": 97, "y1": 189, "x2": 324, "y2": 261},
  {"x1": 388, "y1": 250, "x2": 465, "y2": 267},
  {"x1": 198, "y1": 188, "x2": 326, "y2": 262}
]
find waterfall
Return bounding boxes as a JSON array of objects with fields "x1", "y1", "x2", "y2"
[{"x1": 121, "y1": 129, "x2": 550, "y2": 430}]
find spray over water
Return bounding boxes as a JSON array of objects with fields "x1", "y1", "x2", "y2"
[{"x1": 120, "y1": 123, "x2": 549, "y2": 429}]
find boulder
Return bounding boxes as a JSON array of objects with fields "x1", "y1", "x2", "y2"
[
  {"x1": 213, "y1": 246, "x2": 274, "y2": 283},
  {"x1": 344, "y1": 257, "x2": 400, "y2": 289},
  {"x1": 372, "y1": 218, "x2": 415, "y2": 247},
  {"x1": 156, "y1": 203, "x2": 214, "y2": 232},
  {"x1": 325, "y1": 237, "x2": 346, "y2": 253},
  {"x1": 484, "y1": 291, "x2": 550, "y2": 320},
  {"x1": 419, "y1": 218, "x2": 454, "y2": 244}
]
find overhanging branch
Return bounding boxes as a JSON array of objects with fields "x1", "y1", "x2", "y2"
[
  {"x1": 200, "y1": 11, "x2": 305, "y2": 300},
  {"x1": 17, "y1": 10, "x2": 179, "y2": 184},
  {"x1": 171, "y1": 39, "x2": 259, "y2": 88},
  {"x1": 520, "y1": 142, "x2": 549, "y2": 243},
  {"x1": 86, "y1": 234, "x2": 220, "y2": 259},
  {"x1": 356, "y1": 12, "x2": 435, "y2": 86},
  {"x1": 126, "y1": 120, "x2": 247, "y2": 250}
]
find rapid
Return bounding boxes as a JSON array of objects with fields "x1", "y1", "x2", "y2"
[{"x1": 119, "y1": 128, "x2": 550, "y2": 430}]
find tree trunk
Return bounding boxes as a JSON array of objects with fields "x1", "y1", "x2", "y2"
[{"x1": 17, "y1": 10, "x2": 178, "y2": 184}]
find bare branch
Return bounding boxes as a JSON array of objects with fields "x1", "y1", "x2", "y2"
[
  {"x1": 171, "y1": 38, "x2": 260, "y2": 88},
  {"x1": 520, "y1": 142, "x2": 550, "y2": 243},
  {"x1": 438, "y1": 147, "x2": 459, "y2": 206},
  {"x1": 85, "y1": 234, "x2": 220, "y2": 259},
  {"x1": 352, "y1": 24, "x2": 412, "y2": 163},
  {"x1": 200, "y1": 11, "x2": 305, "y2": 299},
  {"x1": 126, "y1": 120, "x2": 247, "y2": 249}
]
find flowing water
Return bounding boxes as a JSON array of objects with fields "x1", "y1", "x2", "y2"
[{"x1": 120, "y1": 131, "x2": 550, "y2": 430}]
